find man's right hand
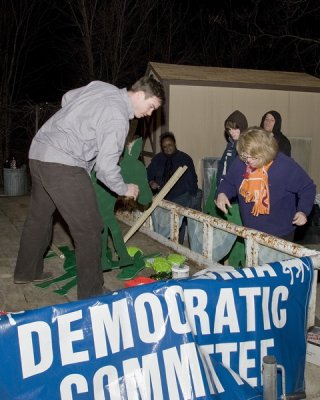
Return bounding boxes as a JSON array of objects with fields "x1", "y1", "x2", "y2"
[{"x1": 125, "y1": 184, "x2": 139, "y2": 201}]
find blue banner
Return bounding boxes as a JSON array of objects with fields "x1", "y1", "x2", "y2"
[{"x1": 0, "y1": 257, "x2": 313, "y2": 399}]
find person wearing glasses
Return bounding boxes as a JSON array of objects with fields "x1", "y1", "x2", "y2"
[{"x1": 215, "y1": 127, "x2": 315, "y2": 258}]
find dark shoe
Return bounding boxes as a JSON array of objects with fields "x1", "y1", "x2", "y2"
[
  {"x1": 14, "y1": 271, "x2": 53, "y2": 284},
  {"x1": 33, "y1": 271, "x2": 53, "y2": 282}
]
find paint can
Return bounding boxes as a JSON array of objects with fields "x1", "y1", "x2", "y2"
[{"x1": 171, "y1": 264, "x2": 190, "y2": 279}]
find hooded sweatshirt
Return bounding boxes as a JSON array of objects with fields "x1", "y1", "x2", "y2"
[
  {"x1": 216, "y1": 110, "x2": 248, "y2": 185},
  {"x1": 260, "y1": 110, "x2": 291, "y2": 157}
]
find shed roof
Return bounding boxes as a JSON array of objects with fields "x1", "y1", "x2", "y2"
[{"x1": 148, "y1": 62, "x2": 320, "y2": 93}]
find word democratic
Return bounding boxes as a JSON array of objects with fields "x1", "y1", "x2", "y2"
[{"x1": 0, "y1": 258, "x2": 313, "y2": 399}]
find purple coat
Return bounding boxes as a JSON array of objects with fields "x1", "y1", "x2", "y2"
[{"x1": 217, "y1": 153, "x2": 316, "y2": 237}]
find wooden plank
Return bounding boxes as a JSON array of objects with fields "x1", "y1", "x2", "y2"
[{"x1": 123, "y1": 165, "x2": 188, "y2": 243}]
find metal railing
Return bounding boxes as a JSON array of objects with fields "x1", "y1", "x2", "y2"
[{"x1": 117, "y1": 199, "x2": 320, "y2": 327}]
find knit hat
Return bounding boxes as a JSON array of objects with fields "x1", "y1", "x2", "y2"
[
  {"x1": 225, "y1": 110, "x2": 248, "y2": 133},
  {"x1": 260, "y1": 110, "x2": 282, "y2": 135}
]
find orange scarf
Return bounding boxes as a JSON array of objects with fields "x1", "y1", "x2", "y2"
[{"x1": 239, "y1": 161, "x2": 273, "y2": 216}]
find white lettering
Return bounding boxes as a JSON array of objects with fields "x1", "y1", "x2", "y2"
[
  {"x1": 18, "y1": 321, "x2": 53, "y2": 378},
  {"x1": 241, "y1": 268, "x2": 255, "y2": 278},
  {"x1": 163, "y1": 343, "x2": 206, "y2": 399},
  {"x1": 123, "y1": 353, "x2": 163, "y2": 400},
  {"x1": 215, "y1": 342, "x2": 238, "y2": 367},
  {"x1": 165, "y1": 286, "x2": 191, "y2": 334},
  {"x1": 239, "y1": 287, "x2": 261, "y2": 331},
  {"x1": 90, "y1": 300, "x2": 134, "y2": 358},
  {"x1": 239, "y1": 341, "x2": 256, "y2": 386},
  {"x1": 272, "y1": 286, "x2": 288, "y2": 328},
  {"x1": 262, "y1": 287, "x2": 271, "y2": 330},
  {"x1": 58, "y1": 310, "x2": 88, "y2": 366},
  {"x1": 135, "y1": 293, "x2": 165, "y2": 343},
  {"x1": 214, "y1": 288, "x2": 239, "y2": 333},
  {"x1": 93, "y1": 365, "x2": 121, "y2": 400},
  {"x1": 184, "y1": 289, "x2": 210, "y2": 334},
  {"x1": 60, "y1": 373, "x2": 88, "y2": 399},
  {"x1": 255, "y1": 265, "x2": 277, "y2": 278},
  {"x1": 198, "y1": 344, "x2": 224, "y2": 394}
]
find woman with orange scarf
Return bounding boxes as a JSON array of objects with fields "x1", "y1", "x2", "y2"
[{"x1": 215, "y1": 127, "x2": 316, "y2": 242}]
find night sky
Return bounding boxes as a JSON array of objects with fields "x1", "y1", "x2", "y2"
[
  {"x1": 0, "y1": 0, "x2": 319, "y2": 166},
  {"x1": 3, "y1": 0, "x2": 320, "y2": 103}
]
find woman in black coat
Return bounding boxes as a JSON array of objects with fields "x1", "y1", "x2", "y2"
[{"x1": 260, "y1": 110, "x2": 291, "y2": 157}]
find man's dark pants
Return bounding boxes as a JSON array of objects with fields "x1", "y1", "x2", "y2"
[{"x1": 14, "y1": 160, "x2": 104, "y2": 299}]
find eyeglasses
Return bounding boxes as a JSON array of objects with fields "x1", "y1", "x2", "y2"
[{"x1": 240, "y1": 153, "x2": 258, "y2": 162}]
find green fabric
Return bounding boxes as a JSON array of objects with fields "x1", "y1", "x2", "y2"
[
  {"x1": 40, "y1": 246, "x2": 161, "y2": 294},
  {"x1": 38, "y1": 246, "x2": 77, "y2": 295},
  {"x1": 204, "y1": 174, "x2": 245, "y2": 267},
  {"x1": 37, "y1": 138, "x2": 156, "y2": 295},
  {"x1": 116, "y1": 251, "x2": 145, "y2": 280},
  {"x1": 92, "y1": 173, "x2": 133, "y2": 270},
  {"x1": 93, "y1": 137, "x2": 153, "y2": 274}
]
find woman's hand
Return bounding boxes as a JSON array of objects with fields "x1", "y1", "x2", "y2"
[
  {"x1": 215, "y1": 193, "x2": 232, "y2": 214},
  {"x1": 292, "y1": 211, "x2": 307, "y2": 226}
]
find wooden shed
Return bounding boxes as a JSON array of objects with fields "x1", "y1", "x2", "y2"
[{"x1": 144, "y1": 61, "x2": 320, "y2": 192}]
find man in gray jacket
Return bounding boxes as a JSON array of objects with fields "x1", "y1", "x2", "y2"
[{"x1": 14, "y1": 75, "x2": 165, "y2": 300}]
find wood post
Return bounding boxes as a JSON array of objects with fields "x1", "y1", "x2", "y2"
[{"x1": 123, "y1": 165, "x2": 188, "y2": 243}]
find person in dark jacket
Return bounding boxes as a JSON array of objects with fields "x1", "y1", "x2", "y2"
[
  {"x1": 260, "y1": 110, "x2": 291, "y2": 157},
  {"x1": 216, "y1": 127, "x2": 315, "y2": 241},
  {"x1": 216, "y1": 110, "x2": 248, "y2": 185},
  {"x1": 147, "y1": 131, "x2": 199, "y2": 244},
  {"x1": 209, "y1": 110, "x2": 248, "y2": 266}
]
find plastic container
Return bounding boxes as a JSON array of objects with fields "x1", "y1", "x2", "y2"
[
  {"x1": 3, "y1": 167, "x2": 28, "y2": 196},
  {"x1": 124, "y1": 277, "x2": 156, "y2": 288},
  {"x1": 171, "y1": 264, "x2": 190, "y2": 279}
]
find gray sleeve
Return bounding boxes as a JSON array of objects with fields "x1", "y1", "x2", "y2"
[
  {"x1": 94, "y1": 119, "x2": 128, "y2": 196},
  {"x1": 61, "y1": 86, "x2": 85, "y2": 107}
]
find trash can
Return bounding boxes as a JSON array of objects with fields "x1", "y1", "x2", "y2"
[
  {"x1": 202, "y1": 157, "x2": 220, "y2": 204},
  {"x1": 3, "y1": 166, "x2": 28, "y2": 196}
]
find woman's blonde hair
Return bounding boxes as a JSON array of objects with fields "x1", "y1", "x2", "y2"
[{"x1": 236, "y1": 127, "x2": 279, "y2": 167}]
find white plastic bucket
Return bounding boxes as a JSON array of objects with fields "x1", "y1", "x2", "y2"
[{"x1": 171, "y1": 264, "x2": 190, "y2": 279}]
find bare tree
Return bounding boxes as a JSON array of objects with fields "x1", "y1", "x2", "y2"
[
  {"x1": 144, "y1": 1, "x2": 200, "y2": 65},
  {"x1": 0, "y1": 0, "x2": 54, "y2": 170},
  {"x1": 2, "y1": 0, "x2": 317, "y2": 179},
  {"x1": 203, "y1": 0, "x2": 320, "y2": 77},
  {"x1": 48, "y1": 0, "x2": 201, "y2": 88},
  {"x1": 50, "y1": 0, "x2": 161, "y2": 86}
]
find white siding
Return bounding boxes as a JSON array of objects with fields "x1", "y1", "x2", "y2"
[{"x1": 165, "y1": 84, "x2": 319, "y2": 191}]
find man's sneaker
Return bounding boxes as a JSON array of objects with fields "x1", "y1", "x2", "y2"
[
  {"x1": 33, "y1": 271, "x2": 53, "y2": 282},
  {"x1": 14, "y1": 271, "x2": 53, "y2": 284}
]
